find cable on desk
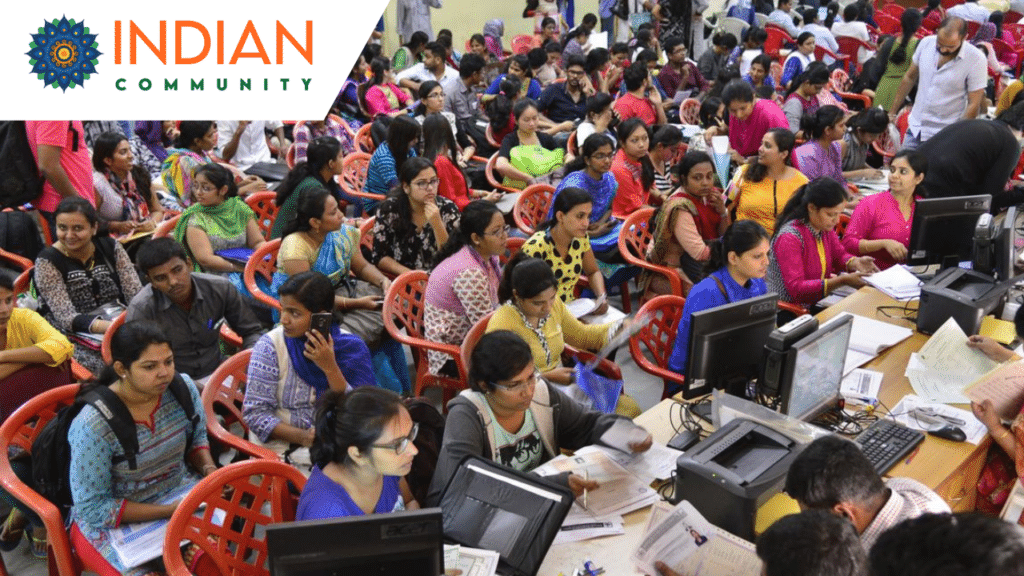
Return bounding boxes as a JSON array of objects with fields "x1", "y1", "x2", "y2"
[
  {"x1": 876, "y1": 302, "x2": 917, "y2": 323},
  {"x1": 669, "y1": 398, "x2": 709, "y2": 440}
]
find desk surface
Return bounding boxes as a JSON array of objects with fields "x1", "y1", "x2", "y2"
[{"x1": 539, "y1": 288, "x2": 990, "y2": 575}]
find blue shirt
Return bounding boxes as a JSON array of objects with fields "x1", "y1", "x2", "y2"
[
  {"x1": 364, "y1": 142, "x2": 416, "y2": 212},
  {"x1": 296, "y1": 465, "x2": 402, "y2": 520},
  {"x1": 549, "y1": 170, "x2": 618, "y2": 223},
  {"x1": 667, "y1": 268, "x2": 768, "y2": 375},
  {"x1": 485, "y1": 74, "x2": 542, "y2": 101},
  {"x1": 537, "y1": 82, "x2": 588, "y2": 124}
]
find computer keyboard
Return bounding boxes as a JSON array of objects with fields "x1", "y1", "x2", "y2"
[{"x1": 854, "y1": 419, "x2": 925, "y2": 475}]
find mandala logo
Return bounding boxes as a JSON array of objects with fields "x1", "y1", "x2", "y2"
[{"x1": 26, "y1": 16, "x2": 101, "y2": 92}]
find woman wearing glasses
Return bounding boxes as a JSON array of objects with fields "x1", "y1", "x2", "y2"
[
  {"x1": 243, "y1": 271, "x2": 376, "y2": 473},
  {"x1": 370, "y1": 157, "x2": 460, "y2": 276},
  {"x1": 424, "y1": 202, "x2": 506, "y2": 377},
  {"x1": 296, "y1": 386, "x2": 420, "y2": 519},
  {"x1": 426, "y1": 330, "x2": 651, "y2": 506}
]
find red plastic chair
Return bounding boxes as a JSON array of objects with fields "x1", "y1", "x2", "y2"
[
  {"x1": 163, "y1": 460, "x2": 306, "y2": 576},
  {"x1": 484, "y1": 124, "x2": 502, "y2": 149},
  {"x1": 967, "y1": 20, "x2": 981, "y2": 40},
  {"x1": 13, "y1": 268, "x2": 31, "y2": 297},
  {"x1": 201, "y1": 349, "x2": 278, "y2": 462},
  {"x1": 284, "y1": 144, "x2": 296, "y2": 169},
  {"x1": 618, "y1": 207, "x2": 686, "y2": 301},
  {"x1": 383, "y1": 271, "x2": 466, "y2": 404},
  {"x1": 765, "y1": 26, "x2": 795, "y2": 60},
  {"x1": 511, "y1": 34, "x2": 534, "y2": 55},
  {"x1": 679, "y1": 98, "x2": 701, "y2": 125},
  {"x1": 628, "y1": 295, "x2": 687, "y2": 399},
  {"x1": 874, "y1": 12, "x2": 900, "y2": 35},
  {"x1": 354, "y1": 123, "x2": 374, "y2": 153},
  {"x1": 485, "y1": 152, "x2": 521, "y2": 194},
  {"x1": 245, "y1": 191, "x2": 279, "y2": 240},
  {"x1": 0, "y1": 384, "x2": 82, "y2": 576},
  {"x1": 512, "y1": 183, "x2": 555, "y2": 235},
  {"x1": 100, "y1": 310, "x2": 127, "y2": 365},
  {"x1": 337, "y1": 151, "x2": 387, "y2": 206},
  {"x1": 1006, "y1": 22, "x2": 1024, "y2": 43},
  {"x1": 502, "y1": 236, "x2": 526, "y2": 266},
  {"x1": 880, "y1": 3, "x2": 904, "y2": 18},
  {"x1": 243, "y1": 238, "x2": 282, "y2": 311},
  {"x1": 153, "y1": 213, "x2": 181, "y2": 238},
  {"x1": 815, "y1": 45, "x2": 850, "y2": 70},
  {"x1": 836, "y1": 36, "x2": 873, "y2": 74},
  {"x1": 358, "y1": 215, "x2": 376, "y2": 253},
  {"x1": 872, "y1": 124, "x2": 899, "y2": 159},
  {"x1": 770, "y1": 60, "x2": 783, "y2": 87},
  {"x1": 0, "y1": 247, "x2": 32, "y2": 272},
  {"x1": 566, "y1": 130, "x2": 579, "y2": 157},
  {"x1": 1008, "y1": 10, "x2": 1023, "y2": 23}
]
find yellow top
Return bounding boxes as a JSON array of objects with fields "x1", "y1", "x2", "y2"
[
  {"x1": 731, "y1": 165, "x2": 809, "y2": 236},
  {"x1": 485, "y1": 299, "x2": 609, "y2": 372},
  {"x1": 6, "y1": 308, "x2": 74, "y2": 367}
]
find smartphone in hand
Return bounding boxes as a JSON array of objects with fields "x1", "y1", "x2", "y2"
[{"x1": 310, "y1": 312, "x2": 333, "y2": 338}]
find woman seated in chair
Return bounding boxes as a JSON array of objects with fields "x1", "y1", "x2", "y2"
[
  {"x1": 161, "y1": 121, "x2": 265, "y2": 210},
  {"x1": 782, "y1": 62, "x2": 830, "y2": 134},
  {"x1": 332, "y1": 49, "x2": 370, "y2": 126},
  {"x1": 780, "y1": 32, "x2": 817, "y2": 89},
  {"x1": 841, "y1": 108, "x2": 887, "y2": 181},
  {"x1": 427, "y1": 330, "x2": 651, "y2": 505},
  {"x1": 550, "y1": 134, "x2": 618, "y2": 238},
  {"x1": 842, "y1": 150, "x2": 927, "y2": 271},
  {"x1": 495, "y1": 99, "x2": 565, "y2": 190},
  {"x1": 364, "y1": 115, "x2": 421, "y2": 214},
  {"x1": 611, "y1": 118, "x2": 656, "y2": 218},
  {"x1": 358, "y1": 57, "x2": 412, "y2": 119},
  {"x1": 424, "y1": 201, "x2": 506, "y2": 377},
  {"x1": 274, "y1": 187, "x2": 407, "y2": 394},
  {"x1": 486, "y1": 254, "x2": 640, "y2": 416},
  {"x1": 243, "y1": 271, "x2": 376, "y2": 472},
  {"x1": 575, "y1": 93, "x2": 619, "y2": 149},
  {"x1": 297, "y1": 387, "x2": 420, "y2": 519},
  {"x1": 726, "y1": 128, "x2": 807, "y2": 236},
  {"x1": 370, "y1": 157, "x2": 460, "y2": 276},
  {"x1": 172, "y1": 163, "x2": 266, "y2": 297},
  {"x1": 643, "y1": 152, "x2": 732, "y2": 298},
  {"x1": 422, "y1": 114, "x2": 500, "y2": 210},
  {"x1": 766, "y1": 177, "x2": 879, "y2": 305},
  {"x1": 272, "y1": 136, "x2": 353, "y2": 239},
  {"x1": 34, "y1": 197, "x2": 142, "y2": 373},
  {"x1": 522, "y1": 188, "x2": 610, "y2": 308},
  {"x1": 649, "y1": 125, "x2": 684, "y2": 201},
  {"x1": 0, "y1": 270, "x2": 74, "y2": 557},
  {"x1": 484, "y1": 54, "x2": 543, "y2": 103},
  {"x1": 667, "y1": 220, "x2": 770, "y2": 380},
  {"x1": 68, "y1": 320, "x2": 216, "y2": 576},
  {"x1": 92, "y1": 131, "x2": 164, "y2": 237},
  {"x1": 792, "y1": 105, "x2": 849, "y2": 186},
  {"x1": 412, "y1": 81, "x2": 460, "y2": 149}
]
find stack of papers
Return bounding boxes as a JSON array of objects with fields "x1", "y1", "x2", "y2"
[
  {"x1": 863, "y1": 265, "x2": 923, "y2": 301},
  {"x1": 826, "y1": 312, "x2": 913, "y2": 375},
  {"x1": 444, "y1": 544, "x2": 500, "y2": 576},
  {"x1": 566, "y1": 295, "x2": 627, "y2": 325},
  {"x1": 110, "y1": 490, "x2": 225, "y2": 568},
  {"x1": 964, "y1": 361, "x2": 1024, "y2": 420},
  {"x1": 906, "y1": 318, "x2": 1000, "y2": 404},
  {"x1": 632, "y1": 501, "x2": 760, "y2": 576}
]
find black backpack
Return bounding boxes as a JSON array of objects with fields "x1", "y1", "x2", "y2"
[
  {"x1": 0, "y1": 211, "x2": 45, "y2": 261},
  {"x1": 0, "y1": 121, "x2": 46, "y2": 210},
  {"x1": 30, "y1": 375, "x2": 200, "y2": 519},
  {"x1": 404, "y1": 397, "x2": 446, "y2": 506}
]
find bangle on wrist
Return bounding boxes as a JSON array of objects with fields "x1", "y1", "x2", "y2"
[{"x1": 996, "y1": 427, "x2": 1012, "y2": 440}]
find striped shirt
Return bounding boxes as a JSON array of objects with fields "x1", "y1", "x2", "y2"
[{"x1": 860, "y1": 477, "x2": 951, "y2": 550}]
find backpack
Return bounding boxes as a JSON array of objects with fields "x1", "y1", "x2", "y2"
[
  {"x1": 0, "y1": 121, "x2": 46, "y2": 210},
  {"x1": 30, "y1": 375, "x2": 200, "y2": 519},
  {"x1": 403, "y1": 397, "x2": 446, "y2": 506},
  {"x1": 0, "y1": 211, "x2": 45, "y2": 261}
]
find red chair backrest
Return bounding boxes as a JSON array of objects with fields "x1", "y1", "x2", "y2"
[
  {"x1": 502, "y1": 236, "x2": 526, "y2": 266},
  {"x1": 153, "y1": 213, "x2": 181, "y2": 238},
  {"x1": 339, "y1": 152, "x2": 379, "y2": 199},
  {"x1": 679, "y1": 98, "x2": 701, "y2": 125},
  {"x1": 765, "y1": 26, "x2": 794, "y2": 60},
  {"x1": 566, "y1": 130, "x2": 579, "y2": 156},
  {"x1": 163, "y1": 460, "x2": 307, "y2": 576},
  {"x1": 200, "y1": 349, "x2": 277, "y2": 461},
  {"x1": 628, "y1": 295, "x2": 687, "y2": 398},
  {"x1": 880, "y1": 3, "x2": 904, "y2": 18},
  {"x1": 460, "y1": 312, "x2": 495, "y2": 377},
  {"x1": 101, "y1": 311, "x2": 128, "y2": 364},
  {"x1": 384, "y1": 270, "x2": 429, "y2": 341},
  {"x1": 967, "y1": 20, "x2": 981, "y2": 40},
  {"x1": 244, "y1": 238, "x2": 282, "y2": 311},
  {"x1": 245, "y1": 191, "x2": 279, "y2": 240},
  {"x1": 512, "y1": 184, "x2": 555, "y2": 235},
  {"x1": 618, "y1": 207, "x2": 656, "y2": 264},
  {"x1": 359, "y1": 216, "x2": 376, "y2": 252},
  {"x1": 0, "y1": 247, "x2": 32, "y2": 272},
  {"x1": 512, "y1": 34, "x2": 533, "y2": 55},
  {"x1": 874, "y1": 12, "x2": 900, "y2": 35},
  {"x1": 355, "y1": 123, "x2": 374, "y2": 153}
]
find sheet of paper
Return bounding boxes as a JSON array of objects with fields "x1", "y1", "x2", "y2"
[
  {"x1": 552, "y1": 504, "x2": 624, "y2": 544},
  {"x1": 841, "y1": 368, "x2": 883, "y2": 404},
  {"x1": 980, "y1": 316, "x2": 1018, "y2": 345},
  {"x1": 632, "y1": 500, "x2": 759, "y2": 576},
  {"x1": 906, "y1": 370, "x2": 971, "y2": 404},
  {"x1": 890, "y1": 394, "x2": 988, "y2": 444},
  {"x1": 862, "y1": 264, "x2": 922, "y2": 300},
  {"x1": 581, "y1": 305, "x2": 627, "y2": 325},
  {"x1": 110, "y1": 489, "x2": 226, "y2": 568},
  {"x1": 844, "y1": 348, "x2": 877, "y2": 376},
  {"x1": 598, "y1": 418, "x2": 651, "y2": 453},
  {"x1": 494, "y1": 191, "x2": 521, "y2": 214},
  {"x1": 964, "y1": 361, "x2": 1024, "y2": 420},
  {"x1": 829, "y1": 312, "x2": 914, "y2": 355},
  {"x1": 594, "y1": 442, "x2": 682, "y2": 484},
  {"x1": 533, "y1": 450, "x2": 659, "y2": 517},
  {"x1": 917, "y1": 317, "x2": 1000, "y2": 378},
  {"x1": 454, "y1": 545, "x2": 500, "y2": 576}
]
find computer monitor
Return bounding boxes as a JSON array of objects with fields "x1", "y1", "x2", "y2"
[
  {"x1": 684, "y1": 292, "x2": 779, "y2": 400},
  {"x1": 266, "y1": 508, "x2": 444, "y2": 576},
  {"x1": 908, "y1": 195, "x2": 992, "y2": 268},
  {"x1": 778, "y1": 314, "x2": 853, "y2": 421}
]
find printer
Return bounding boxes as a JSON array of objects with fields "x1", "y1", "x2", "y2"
[
  {"x1": 917, "y1": 267, "x2": 1009, "y2": 335},
  {"x1": 674, "y1": 419, "x2": 802, "y2": 540}
]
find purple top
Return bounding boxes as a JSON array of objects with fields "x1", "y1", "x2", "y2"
[
  {"x1": 792, "y1": 140, "x2": 846, "y2": 185},
  {"x1": 296, "y1": 465, "x2": 402, "y2": 520}
]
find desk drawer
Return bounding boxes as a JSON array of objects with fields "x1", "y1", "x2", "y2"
[{"x1": 933, "y1": 439, "x2": 991, "y2": 512}]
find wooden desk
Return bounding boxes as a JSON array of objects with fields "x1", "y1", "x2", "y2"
[{"x1": 539, "y1": 288, "x2": 990, "y2": 575}]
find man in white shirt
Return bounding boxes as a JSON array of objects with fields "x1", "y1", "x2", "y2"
[
  {"x1": 768, "y1": 0, "x2": 801, "y2": 37},
  {"x1": 801, "y1": 7, "x2": 840, "y2": 63},
  {"x1": 888, "y1": 17, "x2": 987, "y2": 149},
  {"x1": 832, "y1": 3, "x2": 875, "y2": 64},
  {"x1": 946, "y1": 0, "x2": 991, "y2": 23},
  {"x1": 395, "y1": 41, "x2": 459, "y2": 93},
  {"x1": 216, "y1": 120, "x2": 285, "y2": 171},
  {"x1": 784, "y1": 436, "x2": 950, "y2": 552}
]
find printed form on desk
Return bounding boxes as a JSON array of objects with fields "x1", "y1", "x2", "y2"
[
  {"x1": 633, "y1": 500, "x2": 760, "y2": 576},
  {"x1": 825, "y1": 312, "x2": 913, "y2": 375},
  {"x1": 905, "y1": 317, "x2": 1001, "y2": 404}
]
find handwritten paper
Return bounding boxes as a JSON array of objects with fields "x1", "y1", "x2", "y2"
[
  {"x1": 964, "y1": 361, "x2": 1024, "y2": 420},
  {"x1": 533, "y1": 448, "x2": 658, "y2": 518},
  {"x1": 917, "y1": 318, "x2": 1000, "y2": 378}
]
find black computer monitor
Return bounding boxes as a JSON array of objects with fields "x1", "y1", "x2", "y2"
[
  {"x1": 778, "y1": 314, "x2": 853, "y2": 421},
  {"x1": 684, "y1": 292, "x2": 779, "y2": 400},
  {"x1": 908, "y1": 194, "x2": 992, "y2": 268},
  {"x1": 266, "y1": 508, "x2": 444, "y2": 576}
]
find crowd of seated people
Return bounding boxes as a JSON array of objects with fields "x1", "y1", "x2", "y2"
[{"x1": 6, "y1": 3, "x2": 1024, "y2": 570}]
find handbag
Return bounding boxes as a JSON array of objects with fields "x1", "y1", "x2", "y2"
[
  {"x1": 573, "y1": 362, "x2": 624, "y2": 414},
  {"x1": 505, "y1": 145, "x2": 565, "y2": 189}
]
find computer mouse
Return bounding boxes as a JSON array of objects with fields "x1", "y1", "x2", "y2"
[{"x1": 928, "y1": 425, "x2": 967, "y2": 443}]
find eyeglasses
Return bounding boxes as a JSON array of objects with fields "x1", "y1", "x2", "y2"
[
  {"x1": 428, "y1": 91, "x2": 445, "y2": 99},
  {"x1": 484, "y1": 225, "x2": 511, "y2": 237},
  {"x1": 413, "y1": 178, "x2": 441, "y2": 189},
  {"x1": 490, "y1": 370, "x2": 539, "y2": 393},
  {"x1": 371, "y1": 422, "x2": 420, "y2": 455},
  {"x1": 566, "y1": 69, "x2": 586, "y2": 77},
  {"x1": 590, "y1": 153, "x2": 613, "y2": 161}
]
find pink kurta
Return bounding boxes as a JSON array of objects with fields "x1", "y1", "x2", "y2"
[
  {"x1": 728, "y1": 99, "x2": 789, "y2": 158},
  {"x1": 841, "y1": 191, "x2": 916, "y2": 271}
]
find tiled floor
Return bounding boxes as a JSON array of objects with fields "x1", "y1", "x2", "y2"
[{"x1": 1, "y1": 292, "x2": 667, "y2": 576}]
